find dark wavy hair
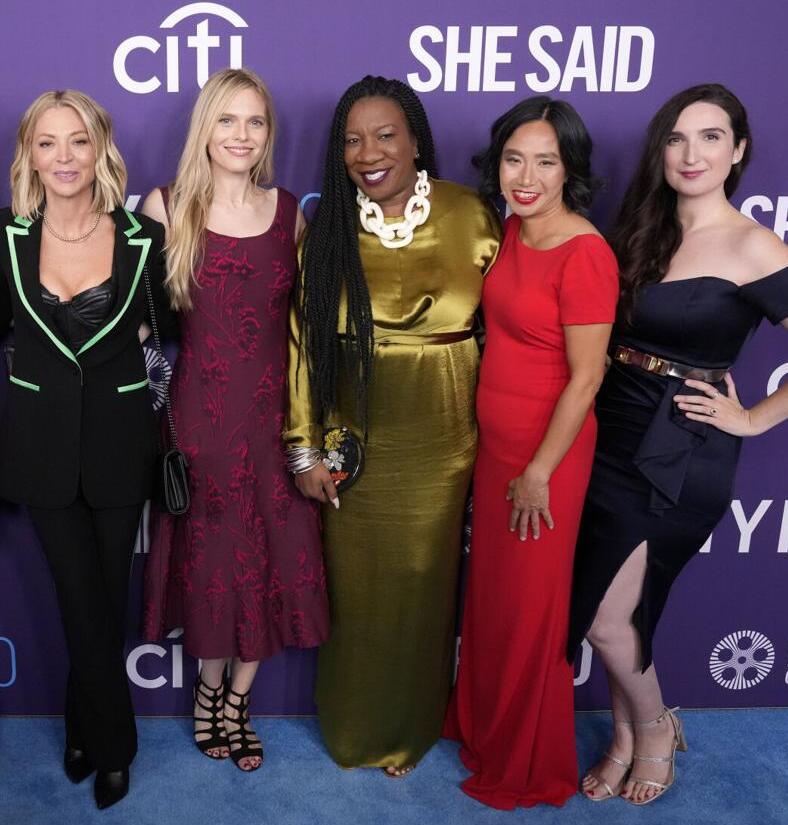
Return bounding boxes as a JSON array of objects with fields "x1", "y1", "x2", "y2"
[
  {"x1": 296, "y1": 76, "x2": 438, "y2": 427},
  {"x1": 473, "y1": 96, "x2": 596, "y2": 215},
  {"x1": 611, "y1": 83, "x2": 752, "y2": 320}
]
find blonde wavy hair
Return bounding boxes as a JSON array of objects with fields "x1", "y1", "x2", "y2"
[
  {"x1": 10, "y1": 89, "x2": 127, "y2": 220},
  {"x1": 167, "y1": 68, "x2": 277, "y2": 310}
]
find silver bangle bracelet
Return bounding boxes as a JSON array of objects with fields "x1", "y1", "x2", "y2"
[{"x1": 286, "y1": 446, "x2": 323, "y2": 475}]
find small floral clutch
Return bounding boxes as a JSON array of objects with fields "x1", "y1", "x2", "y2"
[{"x1": 322, "y1": 426, "x2": 364, "y2": 492}]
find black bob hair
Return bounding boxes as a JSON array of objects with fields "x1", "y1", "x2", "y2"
[{"x1": 473, "y1": 96, "x2": 597, "y2": 215}]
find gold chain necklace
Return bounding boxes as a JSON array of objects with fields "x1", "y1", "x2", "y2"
[{"x1": 43, "y1": 209, "x2": 102, "y2": 243}]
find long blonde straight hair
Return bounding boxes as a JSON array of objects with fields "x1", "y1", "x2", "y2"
[
  {"x1": 167, "y1": 68, "x2": 276, "y2": 310},
  {"x1": 11, "y1": 90, "x2": 127, "y2": 220}
]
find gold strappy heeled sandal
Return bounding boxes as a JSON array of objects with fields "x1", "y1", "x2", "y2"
[
  {"x1": 625, "y1": 706, "x2": 688, "y2": 805},
  {"x1": 582, "y1": 718, "x2": 633, "y2": 801},
  {"x1": 583, "y1": 752, "x2": 633, "y2": 801}
]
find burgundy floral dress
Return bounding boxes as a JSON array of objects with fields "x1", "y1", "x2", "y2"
[{"x1": 143, "y1": 188, "x2": 329, "y2": 662}]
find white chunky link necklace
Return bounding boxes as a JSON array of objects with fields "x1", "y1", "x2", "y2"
[{"x1": 356, "y1": 169, "x2": 431, "y2": 249}]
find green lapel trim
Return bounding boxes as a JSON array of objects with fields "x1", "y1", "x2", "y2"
[
  {"x1": 123, "y1": 208, "x2": 142, "y2": 238},
  {"x1": 6, "y1": 220, "x2": 79, "y2": 364},
  {"x1": 76, "y1": 209, "x2": 151, "y2": 356},
  {"x1": 10, "y1": 374, "x2": 40, "y2": 392},
  {"x1": 117, "y1": 377, "x2": 149, "y2": 393}
]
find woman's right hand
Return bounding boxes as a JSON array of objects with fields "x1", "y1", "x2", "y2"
[{"x1": 294, "y1": 463, "x2": 340, "y2": 509}]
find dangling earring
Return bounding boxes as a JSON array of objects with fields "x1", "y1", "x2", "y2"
[{"x1": 415, "y1": 150, "x2": 420, "y2": 159}]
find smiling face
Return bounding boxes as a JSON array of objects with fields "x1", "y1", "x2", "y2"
[
  {"x1": 663, "y1": 101, "x2": 745, "y2": 198},
  {"x1": 344, "y1": 96, "x2": 419, "y2": 215},
  {"x1": 498, "y1": 119, "x2": 567, "y2": 220},
  {"x1": 207, "y1": 86, "x2": 269, "y2": 175},
  {"x1": 31, "y1": 105, "x2": 97, "y2": 203}
]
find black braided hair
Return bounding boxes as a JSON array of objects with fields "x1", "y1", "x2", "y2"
[{"x1": 296, "y1": 75, "x2": 438, "y2": 431}]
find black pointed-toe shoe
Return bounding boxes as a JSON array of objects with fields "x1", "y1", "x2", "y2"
[
  {"x1": 94, "y1": 768, "x2": 129, "y2": 810},
  {"x1": 63, "y1": 747, "x2": 94, "y2": 784}
]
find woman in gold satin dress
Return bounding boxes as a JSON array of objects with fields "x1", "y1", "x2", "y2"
[{"x1": 284, "y1": 76, "x2": 500, "y2": 774}]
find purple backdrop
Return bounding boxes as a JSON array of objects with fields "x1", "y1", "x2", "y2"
[{"x1": 0, "y1": 1, "x2": 786, "y2": 716}]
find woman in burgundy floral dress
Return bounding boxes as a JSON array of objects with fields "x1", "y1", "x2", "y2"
[{"x1": 142, "y1": 69, "x2": 329, "y2": 771}]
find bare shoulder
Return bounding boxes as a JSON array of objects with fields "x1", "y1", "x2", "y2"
[
  {"x1": 255, "y1": 185, "x2": 279, "y2": 207},
  {"x1": 140, "y1": 188, "x2": 169, "y2": 232},
  {"x1": 569, "y1": 214, "x2": 603, "y2": 239},
  {"x1": 734, "y1": 213, "x2": 788, "y2": 283}
]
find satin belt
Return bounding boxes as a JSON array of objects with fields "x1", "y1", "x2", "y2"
[
  {"x1": 624, "y1": 365, "x2": 731, "y2": 514},
  {"x1": 339, "y1": 330, "x2": 474, "y2": 346}
]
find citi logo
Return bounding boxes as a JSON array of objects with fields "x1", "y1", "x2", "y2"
[{"x1": 113, "y1": 3, "x2": 247, "y2": 94}]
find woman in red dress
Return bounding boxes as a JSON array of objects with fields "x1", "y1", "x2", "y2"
[{"x1": 444, "y1": 97, "x2": 618, "y2": 809}]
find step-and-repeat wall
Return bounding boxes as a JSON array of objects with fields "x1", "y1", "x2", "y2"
[{"x1": 0, "y1": 1, "x2": 786, "y2": 715}]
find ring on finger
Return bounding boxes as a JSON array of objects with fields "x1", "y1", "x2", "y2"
[{"x1": 709, "y1": 408, "x2": 717, "y2": 416}]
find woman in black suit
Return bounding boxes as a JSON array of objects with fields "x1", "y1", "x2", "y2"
[{"x1": 0, "y1": 90, "x2": 175, "y2": 809}]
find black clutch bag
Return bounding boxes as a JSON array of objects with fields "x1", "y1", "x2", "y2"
[
  {"x1": 322, "y1": 426, "x2": 364, "y2": 493},
  {"x1": 143, "y1": 265, "x2": 191, "y2": 516},
  {"x1": 158, "y1": 448, "x2": 190, "y2": 515}
]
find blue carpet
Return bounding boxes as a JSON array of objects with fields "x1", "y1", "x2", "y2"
[{"x1": 0, "y1": 710, "x2": 785, "y2": 824}]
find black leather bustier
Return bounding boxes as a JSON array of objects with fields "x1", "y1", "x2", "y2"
[{"x1": 41, "y1": 274, "x2": 116, "y2": 351}]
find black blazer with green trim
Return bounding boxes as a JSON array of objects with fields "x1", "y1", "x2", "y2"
[{"x1": 0, "y1": 206, "x2": 177, "y2": 508}]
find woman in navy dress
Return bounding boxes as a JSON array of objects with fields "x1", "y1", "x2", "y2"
[{"x1": 568, "y1": 84, "x2": 788, "y2": 805}]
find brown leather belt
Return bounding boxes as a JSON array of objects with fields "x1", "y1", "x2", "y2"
[{"x1": 613, "y1": 345, "x2": 727, "y2": 382}]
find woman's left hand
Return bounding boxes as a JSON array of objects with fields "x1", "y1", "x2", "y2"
[{"x1": 674, "y1": 373, "x2": 756, "y2": 436}]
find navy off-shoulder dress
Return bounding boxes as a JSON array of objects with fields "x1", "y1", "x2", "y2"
[{"x1": 568, "y1": 269, "x2": 788, "y2": 669}]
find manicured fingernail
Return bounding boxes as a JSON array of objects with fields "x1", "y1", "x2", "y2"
[
  {"x1": 520, "y1": 536, "x2": 526, "y2": 542},
  {"x1": 331, "y1": 498, "x2": 340, "y2": 510}
]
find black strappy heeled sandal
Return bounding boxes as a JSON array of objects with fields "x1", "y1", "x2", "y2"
[
  {"x1": 193, "y1": 673, "x2": 229, "y2": 759},
  {"x1": 223, "y1": 686, "x2": 264, "y2": 771}
]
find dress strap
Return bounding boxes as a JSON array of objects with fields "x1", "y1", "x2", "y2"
[{"x1": 276, "y1": 188, "x2": 298, "y2": 239}]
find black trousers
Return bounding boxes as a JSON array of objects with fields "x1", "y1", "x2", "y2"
[{"x1": 29, "y1": 494, "x2": 144, "y2": 772}]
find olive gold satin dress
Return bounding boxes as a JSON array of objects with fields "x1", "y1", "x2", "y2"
[{"x1": 284, "y1": 179, "x2": 500, "y2": 768}]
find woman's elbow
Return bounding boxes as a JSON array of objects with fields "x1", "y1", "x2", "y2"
[{"x1": 569, "y1": 370, "x2": 605, "y2": 398}]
